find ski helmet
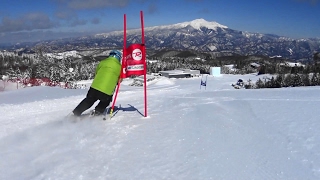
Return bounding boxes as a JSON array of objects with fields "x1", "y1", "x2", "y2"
[{"x1": 109, "y1": 50, "x2": 122, "y2": 62}]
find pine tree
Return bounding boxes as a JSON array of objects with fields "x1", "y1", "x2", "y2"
[
  {"x1": 275, "y1": 74, "x2": 284, "y2": 88},
  {"x1": 5, "y1": 66, "x2": 15, "y2": 79},
  {"x1": 15, "y1": 67, "x2": 22, "y2": 80},
  {"x1": 292, "y1": 74, "x2": 302, "y2": 87},
  {"x1": 283, "y1": 74, "x2": 293, "y2": 87},
  {"x1": 301, "y1": 74, "x2": 310, "y2": 86},
  {"x1": 255, "y1": 78, "x2": 264, "y2": 89},
  {"x1": 310, "y1": 73, "x2": 318, "y2": 86}
]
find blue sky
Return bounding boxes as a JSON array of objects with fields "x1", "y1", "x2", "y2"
[{"x1": 0, "y1": 0, "x2": 319, "y2": 44}]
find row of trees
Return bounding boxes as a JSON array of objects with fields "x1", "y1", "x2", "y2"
[
  {"x1": 253, "y1": 73, "x2": 320, "y2": 89},
  {"x1": 1, "y1": 50, "x2": 320, "y2": 89},
  {"x1": 1, "y1": 52, "x2": 96, "y2": 83},
  {"x1": 1, "y1": 52, "x2": 213, "y2": 83},
  {"x1": 250, "y1": 53, "x2": 320, "y2": 88}
]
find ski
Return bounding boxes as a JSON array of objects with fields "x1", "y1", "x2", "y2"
[{"x1": 66, "y1": 107, "x2": 115, "y2": 121}]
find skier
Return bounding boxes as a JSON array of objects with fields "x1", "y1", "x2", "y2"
[
  {"x1": 72, "y1": 50, "x2": 122, "y2": 116},
  {"x1": 236, "y1": 79, "x2": 244, "y2": 86},
  {"x1": 232, "y1": 79, "x2": 244, "y2": 89}
]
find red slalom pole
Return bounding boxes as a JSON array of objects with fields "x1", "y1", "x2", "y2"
[
  {"x1": 140, "y1": 11, "x2": 147, "y2": 117},
  {"x1": 109, "y1": 14, "x2": 127, "y2": 118}
]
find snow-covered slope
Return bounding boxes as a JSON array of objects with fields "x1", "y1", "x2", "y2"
[{"x1": 1, "y1": 74, "x2": 320, "y2": 179}]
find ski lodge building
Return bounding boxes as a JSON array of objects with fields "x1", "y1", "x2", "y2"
[{"x1": 159, "y1": 69, "x2": 200, "y2": 78}]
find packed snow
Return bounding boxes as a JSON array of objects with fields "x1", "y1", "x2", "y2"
[{"x1": 1, "y1": 74, "x2": 320, "y2": 180}]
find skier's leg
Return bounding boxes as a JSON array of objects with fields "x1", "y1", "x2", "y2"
[
  {"x1": 95, "y1": 95, "x2": 112, "y2": 114},
  {"x1": 73, "y1": 97, "x2": 96, "y2": 116},
  {"x1": 72, "y1": 88, "x2": 97, "y2": 116}
]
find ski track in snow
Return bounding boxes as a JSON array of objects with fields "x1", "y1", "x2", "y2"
[{"x1": 1, "y1": 75, "x2": 320, "y2": 179}]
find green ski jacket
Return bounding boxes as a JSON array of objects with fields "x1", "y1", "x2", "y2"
[{"x1": 91, "y1": 56, "x2": 121, "y2": 95}]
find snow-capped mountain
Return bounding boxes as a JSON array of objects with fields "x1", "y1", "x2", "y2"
[
  {"x1": 92, "y1": 19, "x2": 320, "y2": 60},
  {"x1": 13, "y1": 19, "x2": 320, "y2": 60},
  {"x1": 98, "y1": 18, "x2": 228, "y2": 37},
  {"x1": 145, "y1": 18, "x2": 228, "y2": 31}
]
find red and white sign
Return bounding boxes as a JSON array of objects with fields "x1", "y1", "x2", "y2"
[{"x1": 122, "y1": 43, "x2": 145, "y2": 78}]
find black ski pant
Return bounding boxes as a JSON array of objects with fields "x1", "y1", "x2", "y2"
[{"x1": 73, "y1": 87, "x2": 113, "y2": 116}]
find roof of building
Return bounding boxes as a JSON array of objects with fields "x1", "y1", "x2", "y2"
[
  {"x1": 280, "y1": 62, "x2": 305, "y2": 67},
  {"x1": 159, "y1": 70, "x2": 190, "y2": 75},
  {"x1": 160, "y1": 68, "x2": 199, "y2": 74}
]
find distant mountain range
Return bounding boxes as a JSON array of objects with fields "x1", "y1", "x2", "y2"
[{"x1": 4, "y1": 19, "x2": 320, "y2": 61}]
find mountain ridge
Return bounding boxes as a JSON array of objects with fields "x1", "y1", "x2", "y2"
[{"x1": 3, "y1": 19, "x2": 320, "y2": 61}]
